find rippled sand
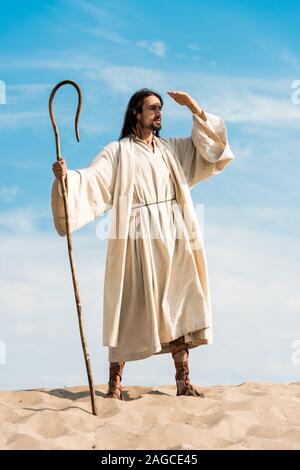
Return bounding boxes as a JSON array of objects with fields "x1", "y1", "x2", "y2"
[{"x1": 1, "y1": 382, "x2": 300, "y2": 450}]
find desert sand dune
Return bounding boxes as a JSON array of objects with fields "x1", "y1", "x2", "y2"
[{"x1": 1, "y1": 381, "x2": 300, "y2": 450}]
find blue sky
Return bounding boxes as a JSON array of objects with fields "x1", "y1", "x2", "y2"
[{"x1": 1, "y1": 0, "x2": 300, "y2": 390}]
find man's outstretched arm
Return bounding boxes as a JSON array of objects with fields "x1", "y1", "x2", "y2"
[{"x1": 163, "y1": 90, "x2": 234, "y2": 187}]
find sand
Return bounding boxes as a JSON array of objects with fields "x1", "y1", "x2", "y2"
[{"x1": 0, "y1": 381, "x2": 300, "y2": 450}]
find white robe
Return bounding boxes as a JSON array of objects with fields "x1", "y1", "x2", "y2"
[{"x1": 51, "y1": 112, "x2": 234, "y2": 361}]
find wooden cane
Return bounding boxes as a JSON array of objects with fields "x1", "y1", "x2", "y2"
[{"x1": 49, "y1": 80, "x2": 97, "y2": 416}]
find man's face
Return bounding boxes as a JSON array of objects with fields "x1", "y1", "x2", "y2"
[{"x1": 136, "y1": 95, "x2": 162, "y2": 131}]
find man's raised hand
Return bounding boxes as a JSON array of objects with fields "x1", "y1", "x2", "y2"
[
  {"x1": 167, "y1": 90, "x2": 207, "y2": 121},
  {"x1": 167, "y1": 90, "x2": 193, "y2": 106}
]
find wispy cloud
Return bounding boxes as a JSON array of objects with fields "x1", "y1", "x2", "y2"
[
  {"x1": 0, "y1": 110, "x2": 47, "y2": 128},
  {"x1": 0, "y1": 186, "x2": 22, "y2": 203},
  {"x1": 0, "y1": 80, "x2": 6, "y2": 104},
  {"x1": 76, "y1": 0, "x2": 118, "y2": 25},
  {"x1": 1, "y1": 59, "x2": 300, "y2": 130},
  {"x1": 281, "y1": 48, "x2": 300, "y2": 67},
  {"x1": 88, "y1": 66, "x2": 300, "y2": 126},
  {"x1": 74, "y1": 1, "x2": 167, "y2": 58},
  {"x1": 86, "y1": 64, "x2": 166, "y2": 91},
  {"x1": 136, "y1": 40, "x2": 166, "y2": 57},
  {"x1": 7, "y1": 84, "x2": 52, "y2": 103},
  {"x1": 81, "y1": 27, "x2": 130, "y2": 45},
  {"x1": 186, "y1": 43, "x2": 201, "y2": 51},
  {"x1": 0, "y1": 53, "x2": 106, "y2": 72},
  {"x1": 0, "y1": 207, "x2": 46, "y2": 232},
  {"x1": 84, "y1": 26, "x2": 167, "y2": 57}
]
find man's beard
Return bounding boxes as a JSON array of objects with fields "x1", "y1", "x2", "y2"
[
  {"x1": 138, "y1": 118, "x2": 161, "y2": 132},
  {"x1": 151, "y1": 120, "x2": 161, "y2": 131}
]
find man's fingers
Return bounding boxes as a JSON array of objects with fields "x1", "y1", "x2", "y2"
[
  {"x1": 52, "y1": 159, "x2": 67, "y2": 179},
  {"x1": 52, "y1": 161, "x2": 65, "y2": 169},
  {"x1": 167, "y1": 90, "x2": 186, "y2": 94}
]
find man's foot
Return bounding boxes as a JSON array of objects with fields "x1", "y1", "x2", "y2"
[
  {"x1": 104, "y1": 383, "x2": 122, "y2": 400},
  {"x1": 104, "y1": 361, "x2": 125, "y2": 400},
  {"x1": 169, "y1": 337, "x2": 205, "y2": 398},
  {"x1": 175, "y1": 365, "x2": 205, "y2": 398}
]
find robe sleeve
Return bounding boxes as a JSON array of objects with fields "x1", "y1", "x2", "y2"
[
  {"x1": 51, "y1": 142, "x2": 119, "y2": 236},
  {"x1": 163, "y1": 111, "x2": 234, "y2": 188}
]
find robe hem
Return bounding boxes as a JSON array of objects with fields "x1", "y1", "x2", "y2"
[{"x1": 106, "y1": 323, "x2": 212, "y2": 362}]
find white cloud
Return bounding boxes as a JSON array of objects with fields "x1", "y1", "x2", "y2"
[
  {"x1": 8, "y1": 83, "x2": 52, "y2": 100},
  {"x1": 0, "y1": 111, "x2": 47, "y2": 128},
  {"x1": 76, "y1": 0, "x2": 116, "y2": 24},
  {"x1": 74, "y1": 1, "x2": 167, "y2": 57},
  {"x1": 85, "y1": 26, "x2": 167, "y2": 57},
  {"x1": 211, "y1": 93, "x2": 300, "y2": 125},
  {"x1": 0, "y1": 80, "x2": 6, "y2": 104},
  {"x1": 81, "y1": 27, "x2": 130, "y2": 45},
  {"x1": 86, "y1": 65, "x2": 165, "y2": 92},
  {"x1": 136, "y1": 40, "x2": 166, "y2": 57},
  {"x1": 0, "y1": 186, "x2": 21, "y2": 203},
  {"x1": 0, "y1": 206, "x2": 54, "y2": 232},
  {"x1": 0, "y1": 53, "x2": 106, "y2": 72},
  {"x1": 281, "y1": 48, "x2": 300, "y2": 67},
  {"x1": 0, "y1": 207, "x2": 40, "y2": 232},
  {"x1": 84, "y1": 65, "x2": 300, "y2": 126},
  {"x1": 1, "y1": 53, "x2": 300, "y2": 131},
  {"x1": 186, "y1": 43, "x2": 201, "y2": 51}
]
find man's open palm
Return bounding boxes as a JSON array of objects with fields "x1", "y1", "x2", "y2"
[{"x1": 167, "y1": 90, "x2": 192, "y2": 106}]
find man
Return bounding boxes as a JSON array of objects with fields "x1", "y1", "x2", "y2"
[{"x1": 52, "y1": 88, "x2": 234, "y2": 399}]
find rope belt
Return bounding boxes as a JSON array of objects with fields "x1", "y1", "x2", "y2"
[{"x1": 131, "y1": 197, "x2": 176, "y2": 209}]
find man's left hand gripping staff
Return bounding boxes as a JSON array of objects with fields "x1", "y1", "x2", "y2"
[{"x1": 52, "y1": 158, "x2": 67, "y2": 180}]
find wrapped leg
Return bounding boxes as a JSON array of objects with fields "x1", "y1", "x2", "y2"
[
  {"x1": 104, "y1": 361, "x2": 125, "y2": 400},
  {"x1": 169, "y1": 337, "x2": 204, "y2": 398}
]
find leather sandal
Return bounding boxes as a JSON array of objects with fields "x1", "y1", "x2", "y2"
[
  {"x1": 169, "y1": 337, "x2": 205, "y2": 398},
  {"x1": 104, "y1": 361, "x2": 125, "y2": 400},
  {"x1": 174, "y1": 360, "x2": 205, "y2": 397}
]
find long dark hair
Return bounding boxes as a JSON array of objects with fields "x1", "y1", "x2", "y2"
[{"x1": 118, "y1": 88, "x2": 163, "y2": 140}]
